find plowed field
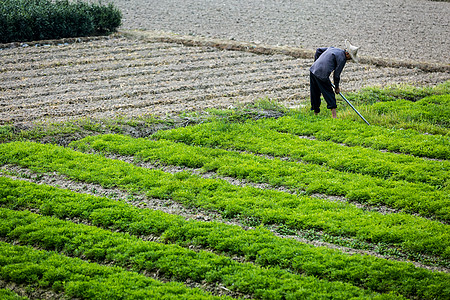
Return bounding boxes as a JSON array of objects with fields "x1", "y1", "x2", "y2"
[{"x1": 1, "y1": 34, "x2": 449, "y2": 125}]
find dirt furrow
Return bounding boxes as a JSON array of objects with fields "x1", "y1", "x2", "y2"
[
  {"x1": 0, "y1": 36, "x2": 128, "y2": 56},
  {"x1": 0, "y1": 41, "x2": 179, "y2": 65},
  {"x1": 0, "y1": 45, "x2": 217, "y2": 73},
  {"x1": 5, "y1": 67, "x2": 448, "y2": 123},
  {"x1": 4, "y1": 56, "x2": 444, "y2": 112},
  {"x1": 1, "y1": 61, "x2": 304, "y2": 105},
  {"x1": 0, "y1": 48, "x2": 255, "y2": 83},
  {"x1": 1, "y1": 85, "x2": 305, "y2": 124},
  {"x1": 3, "y1": 76, "x2": 307, "y2": 115},
  {"x1": 0, "y1": 55, "x2": 300, "y2": 97},
  {"x1": 0, "y1": 50, "x2": 286, "y2": 92},
  {"x1": 3, "y1": 64, "x2": 445, "y2": 118}
]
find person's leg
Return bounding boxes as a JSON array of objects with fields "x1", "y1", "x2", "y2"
[
  {"x1": 319, "y1": 79, "x2": 337, "y2": 118},
  {"x1": 309, "y1": 72, "x2": 321, "y2": 114}
]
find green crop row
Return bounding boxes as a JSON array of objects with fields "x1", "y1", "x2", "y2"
[
  {"x1": 0, "y1": 142, "x2": 448, "y2": 258},
  {"x1": 74, "y1": 131, "x2": 449, "y2": 189},
  {"x1": 1, "y1": 177, "x2": 448, "y2": 299},
  {"x1": 368, "y1": 94, "x2": 450, "y2": 129},
  {"x1": 148, "y1": 124, "x2": 449, "y2": 220},
  {"x1": 0, "y1": 240, "x2": 227, "y2": 300},
  {"x1": 252, "y1": 114, "x2": 449, "y2": 160},
  {"x1": 1, "y1": 207, "x2": 399, "y2": 300},
  {"x1": 343, "y1": 81, "x2": 450, "y2": 104},
  {"x1": 337, "y1": 83, "x2": 450, "y2": 134},
  {"x1": 0, "y1": 0, "x2": 121, "y2": 43},
  {"x1": 0, "y1": 289, "x2": 28, "y2": 300}
]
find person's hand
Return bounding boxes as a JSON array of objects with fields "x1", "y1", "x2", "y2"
[{"x1": 334, "y1": 87, "x2": 340, "y2": 94}]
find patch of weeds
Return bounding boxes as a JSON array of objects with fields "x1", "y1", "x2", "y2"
[
  {"x1": 227, "y1": 109, "x2": 259, "y2": 123},
  {"x1": 344, "y1": 81, "x2": 450, "y2": 105},
  {"x1": 253, "y1": 97, "x2": 288, "y2": 113},
  {"x1": 126, "y1": 194, "x2": 136, "y2": 202},
  {"x1": 108, "y1": 192, "x2": 118, "y2": 198},
  {"x1": 0, "y1": 125, "x2": 14, "y2": 142},
  {"x1": 295, "y1": 228, "x2": 449, "y2": 268},
  {"x1": 204, "y1": 98, "x2": 287, "y2": 124},
  {"x1": 239, "y1": 215, "x2": 262, "y2": 227},
  {"x1": 34, "y1": 173, "x2": 44, "y2": 182},
  {"x1": 72, "y1": 117, "x2": 103, "y2": 133},
  {"x1": 275, "y1": 224, "x2": 297, "y2": 236},
  {"x1": 205, "y1": 108, "x2": 235, "y2": 118}
]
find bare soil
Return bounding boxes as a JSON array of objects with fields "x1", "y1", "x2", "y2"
[
  {"x1": 1, "y1": 33, "x2": 448, "y2": 125},
  {"x1": 113, "y1": 0, "x2": 450, "y2": 65}
]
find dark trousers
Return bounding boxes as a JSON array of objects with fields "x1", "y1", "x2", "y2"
[{"x1": 310, "y1": 72, "x2": 337, "y2": 113}]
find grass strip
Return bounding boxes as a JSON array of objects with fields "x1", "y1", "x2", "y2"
[
  {"x1": 0, "y1": 141, "x2": 448, "y2": 259},
  {"x1": 149, "y1": 123, "x2": 449, "y2": 220},
  {"x1": 0, "y1": 243, "x2": 225, "y2": 300},
  {"x1": 0, "y1": 208, "x2": 398, "y2": 300},
  {"x1": 0, "y1": 177, "x2": 449, "y2": 300},
  {"x1": 370, "y1": 94, "x2": 449, "y2": 126},
  {"x1": 254, "y1": 114, "x2": 450, "y2": 159}
]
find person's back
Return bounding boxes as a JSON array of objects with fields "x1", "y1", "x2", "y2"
[{"x1": 310, "y1": 47, "x2": 347, "y2": 86}]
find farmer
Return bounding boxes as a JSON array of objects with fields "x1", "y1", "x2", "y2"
[{"x1": 309, "y1": 40, "x2": 359, "y2": 118}]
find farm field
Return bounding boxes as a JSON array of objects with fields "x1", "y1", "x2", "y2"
[
  {"x1": 1, "y1": 32, "x2": 449, "y2": 125},
  {"x1": 1, "y1": 78, "x2": 450, "y2": 298},
  {"x1": 1, "y1": 14, "x2": 450, "y2": 300}
]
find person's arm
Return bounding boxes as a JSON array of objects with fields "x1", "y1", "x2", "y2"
[
  {"x1": 314, "y1": 47, "x2": 328, "y2": 61},
  {"x1": 333, "y1": 52, "x2": 346, "y2": 91}
]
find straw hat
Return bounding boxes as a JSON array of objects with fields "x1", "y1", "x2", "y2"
[{"x1": 345, "y1": 40, "x2": 360, "y2": 63}]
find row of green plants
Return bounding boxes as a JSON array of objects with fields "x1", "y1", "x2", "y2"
[
  {"x1": 1, "y1": 177, "x2": 448, "y2": 299},
  {"x1": 75, "y1": 132, "x2": 449, "y2": 189},
  {"x1": 0, "y1": 240, "x2": 225, "y2": 300},
  {"x1": 145, "y1": 125, "x2": 448, "y2": 220},
  {"x1": 270, "y1": 114, "x2": 450, "y2": 159},
  {"x1": 0, "y1": 142, "x2": 448, "y2": 260},
  {"x1": 338, "y1": 81, "x2": 450, "y2": 134},
  {"x1": 343, "y1": 81, "x2": 450, "y2": 104},
  {"x1": 255, "y1": 108, "x2": 450, "y2": 159},
  {"x1": 255, "y1": 114, "x2": 449, "y2": 159},
  {"x1": 0, "y1": 289, "x2": 28, "y2": 300},
  {"x1": 0, "y1": 0, "x2": 121, "y2": 43},
  {"x1": 368, "y1": 94, "x2": 449, "y2": 128},
  {"x1": 1, "y1": 207, "x2": 397, "y2": 299}
]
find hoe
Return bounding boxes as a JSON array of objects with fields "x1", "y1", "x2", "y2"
[{"x1": 331, "y1": 83, "x2": 370, "y2": 125}]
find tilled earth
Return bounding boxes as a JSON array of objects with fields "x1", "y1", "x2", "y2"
[
  {"x1": 114, "y1": 0, "x2": 450, "y2": 64},
  {"x1": 1, "y1": 35, "x2": 449, "y2": 125}
]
